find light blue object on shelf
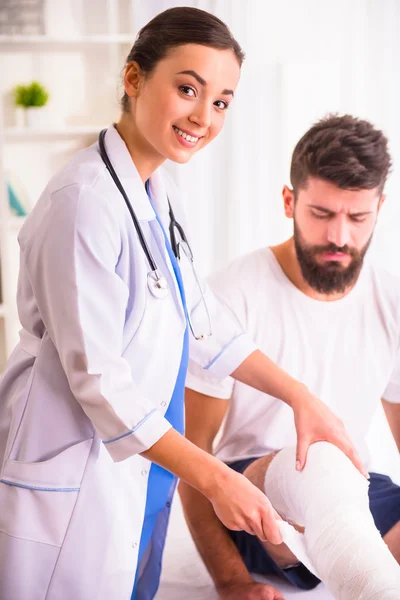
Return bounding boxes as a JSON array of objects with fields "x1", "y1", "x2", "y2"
[{"x1": 7, "y1": 181, "x2": 27, "y2": 216}]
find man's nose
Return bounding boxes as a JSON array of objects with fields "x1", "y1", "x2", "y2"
[{"x1": 327, "y1": 216, "x2": 351, "y2": 249}]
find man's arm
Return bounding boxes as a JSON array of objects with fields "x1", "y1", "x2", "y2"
[
  {"x1": 179, "y1": 388, "x2": 269, "y2": 597},
  {"x1": 382, "y1": 398, "x2": 400, "y2": 452}
]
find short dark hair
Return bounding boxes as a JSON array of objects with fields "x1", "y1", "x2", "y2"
[
  {"x1": 290, "y1": 114, "x2": 392, "y2": 196},
  {"x1": 121, "y1": 6, "x2": 245, "y2": 112}
]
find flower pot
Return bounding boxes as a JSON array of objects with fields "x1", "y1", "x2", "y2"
[{"x1": 25, "y1": 106, "x2": 48, "y2": 130}]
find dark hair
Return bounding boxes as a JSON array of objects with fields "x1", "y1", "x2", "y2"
[
  {"x1": 290, "y1": 114, "x2": 392, "y2": 196},
  {"x1": 121, "y1": 6, "x2": 245, "y2": 112}
]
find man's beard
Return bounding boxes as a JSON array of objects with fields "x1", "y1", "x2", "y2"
[{"x1": 293, "y1": 222, "x2": 372, "y2": 295}]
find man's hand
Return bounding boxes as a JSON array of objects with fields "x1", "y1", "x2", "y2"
[
  {"x1": 218, "y1": 582, "x2": 284, "y2": 600},
  {"x1": 292, "y1": 392, "x2": 368, "y2": 477}
]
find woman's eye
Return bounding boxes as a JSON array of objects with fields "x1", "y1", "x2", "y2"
[
  {"x1": 180, "y1": 85, "x2": 196, "y2": 97},
  {"x1": 214, "y1": 100, "x2": 229, "y2": 110}
]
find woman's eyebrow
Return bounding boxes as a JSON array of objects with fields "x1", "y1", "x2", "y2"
[{"x1": 176, "y1": 70, "x2": 234, "y2": 96}]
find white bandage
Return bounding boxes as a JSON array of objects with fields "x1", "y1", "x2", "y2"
[{"x1": 264, "y1": 442, "x2": 400, "y2": 599}]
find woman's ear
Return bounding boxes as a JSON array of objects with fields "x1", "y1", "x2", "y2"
[{"x1": 124, "y1": 61, "x2": 144, "y2": 100}]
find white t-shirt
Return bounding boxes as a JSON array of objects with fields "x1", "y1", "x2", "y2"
[{"x1": 186, "y1": 247, "x2": 400, "y2": 470}]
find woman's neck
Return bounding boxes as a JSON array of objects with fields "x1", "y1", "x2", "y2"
[{"x1": 116, "y1": 113, "x2": 165, "y2": 183}]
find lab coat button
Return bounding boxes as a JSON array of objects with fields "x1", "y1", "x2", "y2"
[
  {"x1": 141, "y1": 469, "x2": 148, "y2": 476},
  {"x1": 132, "y1": 542, "x2": 137, "y2": 549},
  {"x1": 160, "y1": 401, "x2": 167, "y2": 407}
]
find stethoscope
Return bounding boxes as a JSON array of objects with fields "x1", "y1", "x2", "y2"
[{"x1": 98, "y1": 129, "x2": 212, "y2": 340}]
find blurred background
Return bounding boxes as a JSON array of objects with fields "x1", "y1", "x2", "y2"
[{"x1": 1, "y1": 0, "x2": 400, "y2": 370}]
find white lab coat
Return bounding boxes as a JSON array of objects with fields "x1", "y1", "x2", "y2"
[{"x1": 0, "y1": 125, "x2": 257, "y2": 600}]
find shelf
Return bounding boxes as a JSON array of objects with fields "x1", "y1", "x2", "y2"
[
  {"x1": 5, "y1": 126, "x2": 105, "y2": 141},
  {"x1": 0, "y1": 35, "x2": 134, "y2": 47}
]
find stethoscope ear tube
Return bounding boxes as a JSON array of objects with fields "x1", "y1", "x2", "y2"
[
  {"x1": 98, "y1": 129, "x2": 158, "y2": 273},
  {"x1": 98, "y1": 130, "x2": 169, "y2": 298}
]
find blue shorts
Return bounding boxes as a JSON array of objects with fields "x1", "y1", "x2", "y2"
[{"x1": 226, "y1": 457, "x2": 400, "y2": 591}]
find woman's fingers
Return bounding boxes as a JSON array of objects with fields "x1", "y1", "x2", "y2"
[
  {"x1": 260, "y1": 505, "x2": 282, "y2": 544},
  {"x1": 293, "y1": 396, "x2": 369, "y2": 478},
  {"x1": 295, "y1": 434, "x2": 311, "y2": 470},
  {"x1": 339, "y1": 436, "x2": 369, "y2": 479},
  {"x1": 210, "y1": 470, "x2": 282, "y2": 544},
  {"x1": 244, "y1": 501, "x2": 282, "y2": 544}
]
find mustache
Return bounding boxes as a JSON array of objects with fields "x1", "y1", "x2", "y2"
[{"x1": 311, "y1": 243, "x2": 358, "y2": 257}]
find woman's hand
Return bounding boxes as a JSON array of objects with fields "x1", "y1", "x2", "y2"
[
  {"x1": 205, "y1": 466, "x2": 283, "y2": 544},
  {"x1": 143, "y1": 428, "x2": 282, "y2": 542},
  {"x1": 292, "y1": 392, "x2": 368, "y2": 477},
  {"x1": 230, "y1": 349, "x2": 367, "y2": 478}
]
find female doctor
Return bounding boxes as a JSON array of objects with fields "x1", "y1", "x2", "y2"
[{"x1": 0, "y1": 7, "x2": 366, "y2": 600}]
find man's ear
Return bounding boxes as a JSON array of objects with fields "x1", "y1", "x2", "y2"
[
  {"x1": 282, "y1": 185, "x2": 295, "y2": 218},
  {"x1": 123, "y1": 61, "x2": 144, "y2": 100},
  {"x1": 377, "y1": 194, "x2": 386, "y2": 214}
]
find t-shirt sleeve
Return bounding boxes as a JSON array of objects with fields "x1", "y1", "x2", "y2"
[
  {"x1": 185, "y1": 358, "x2": 235, "y2": 399},
  {"x1": 383, "y1": 347, "x2": 400, "y2": 404}
]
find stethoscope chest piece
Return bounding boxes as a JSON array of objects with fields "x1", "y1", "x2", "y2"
[{"x1": 147, "y1": 270, "x2": 169, "y2": 299}]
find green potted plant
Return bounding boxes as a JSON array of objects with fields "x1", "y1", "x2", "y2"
[{"x1": 13, "y1": 81, "x2": 50, "y2": 129}]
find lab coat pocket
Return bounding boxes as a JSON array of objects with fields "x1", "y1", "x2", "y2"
[{"x1": 0, "y1": 437, "x2": 93, "y2": 547}]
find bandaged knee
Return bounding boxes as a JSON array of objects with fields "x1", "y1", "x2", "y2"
[{"x1": 264, "y1": 442, "x2": 400, "y2": 599}]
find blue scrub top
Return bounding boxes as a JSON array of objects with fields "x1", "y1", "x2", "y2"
[{"x1": 132, "y1": 185, "x2": 189, "y2": 600}]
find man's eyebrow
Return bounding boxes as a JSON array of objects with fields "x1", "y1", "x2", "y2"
[
  {"x1": 176, "y1": 70, "x2": 234, "y2": 97},
  {"x1": 308, "y1": 204, "x2": 373, "y2": 216},
  {"x1": 308, "y1": 204, "x2": 334, "y2": 214}
]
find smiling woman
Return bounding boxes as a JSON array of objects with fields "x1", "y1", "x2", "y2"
[{"x1": 118, "y1": 35, "x2": 241, "y2": 177}]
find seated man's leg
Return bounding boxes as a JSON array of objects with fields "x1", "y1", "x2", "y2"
[
  {"x1": 385, "y1": 521, "x2": 400, "y2": 563},
  {"x1": 226, "y1": 454, "x2": 320, "y2": 591},
  {"x1": 242, "y1": 453, "x2": 304, "y2": 568},
  {"x1": 368, "y1": 472, "x2": 400, "y2": 564},
  {"x1": 246, "y1": 456, "x2": 400, "y2": 570},
  {"x1": 248, "y1": 443, "x2": 400, "y2": 599}
]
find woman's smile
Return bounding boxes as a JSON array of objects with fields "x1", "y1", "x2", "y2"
[{"x1": 172, "y1": 125, "x2": 202, "y2": 147}]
